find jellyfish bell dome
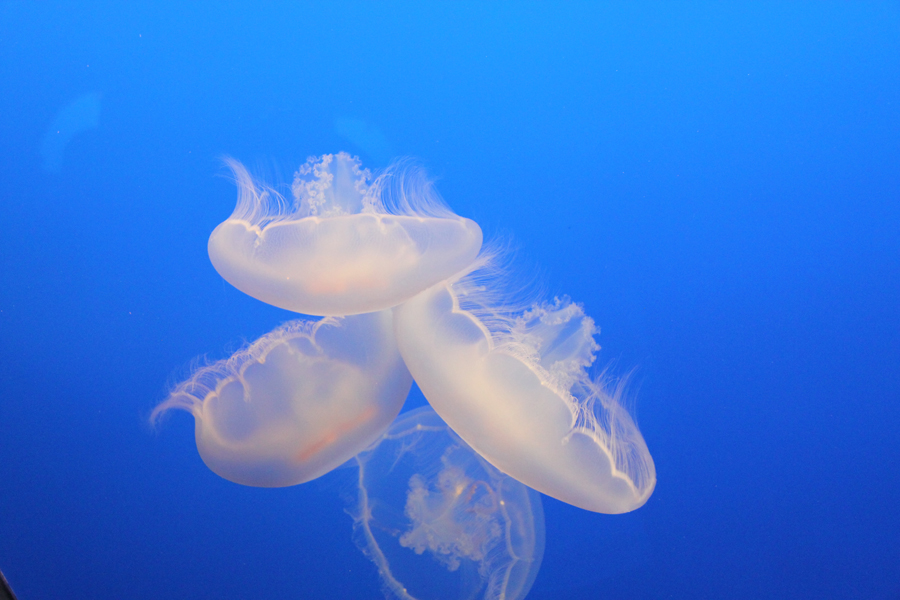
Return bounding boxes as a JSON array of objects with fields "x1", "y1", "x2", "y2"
[
  {"x1": 151, "y1": 310, "x2": 412, "y2": 487},
  {"x1": 393, "y1": 265, "x2": 657, "y2": 514},
  {"x1": 208, "y1": 153, "x2": 483, "y2": 316},
  {"x1": 350, "y1": 406, "x2": 545, "y2": 600}
]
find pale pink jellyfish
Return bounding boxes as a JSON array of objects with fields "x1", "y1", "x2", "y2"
[
  {"x1": 350, "y1": 406, "x2": 545, "y2": 600},
  {"x1": 392, "y1": 259, "x2": 656, "y2": 514},
  {"x1": 151, "y1": 311, "x2": 411, "y2": 487},
  {"x1": 208, "y1": 153, "x2": 483, "y2": 316}
]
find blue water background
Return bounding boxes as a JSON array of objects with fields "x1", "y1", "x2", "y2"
[{"x1": 1, "y1": 2, "x2": 898, "y2": 598}]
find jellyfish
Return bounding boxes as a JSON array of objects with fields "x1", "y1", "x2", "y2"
[
  {"x1": 155, "y1": 151, "x2": 655, "y2": 515},
  {"x1": 151, "y1": 310, "x2": 412, "y2": 487},
  {"x1": 392, "y1": 260, "x2": 657, "y2": 514},
  {"x1": 208, "y1": 153, "x2": 483, "y2": 317},
  {"x1": 40, "y1": 91, "x2": 102, "y2": 173},
  {"x1": 350, "y1": 406, "x2": 545, "y2": 600}
]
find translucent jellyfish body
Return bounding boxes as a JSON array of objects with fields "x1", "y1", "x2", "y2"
[
  {"x1": 151, "y1": 311, "x2": 412, "y2": 487},
  {"x1": 393, "y1": 272, "x2": 656, "y2": 514},
  {"x1": 350, "y1": 407, "x2": 545, "y2": 600},
  {"x1": 209, "y1": 153, "x2": 483, "y2": 316}
]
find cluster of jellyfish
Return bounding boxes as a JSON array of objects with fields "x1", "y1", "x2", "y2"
[{"x1": 152, "y1": 153, "x2": 656, "y2": 600}]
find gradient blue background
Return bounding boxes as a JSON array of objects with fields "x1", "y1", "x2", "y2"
[{"x1": 1, "y1": 2, "x2": 898, "y2": 598}]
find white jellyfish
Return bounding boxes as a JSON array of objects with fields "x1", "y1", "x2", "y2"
[
  {"x1": 350, "y1": 406, "x2": 545, "y2": 600},
  {"x1": 392, "y1": 259, "x2": 657, "y2": 514},
  {"x1": 151, "y1": 310, "x2": 411, "y2": 487},
  {"x1": 154, "y1": 151, "x2": 656, "y2": 518},
  {"x1": 208, "y1": 153, "x2": 483, "y2": 316}
]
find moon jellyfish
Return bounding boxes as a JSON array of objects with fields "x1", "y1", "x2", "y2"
[
  {"x1": 40, "y1": 91, "x2": 102, "y2": 173},
  {"x1": 208, "y1": 153, "x2": 483, "y2": 316},
  {"x1": 393, "y1": 264, "x2": 656, "y2": 514},
  {"x1": 151, "y1": 310, "x2": 412, "y2": 487},
  {"x1": 350, "y1": 406, "x2": 545, "y2": 600}
]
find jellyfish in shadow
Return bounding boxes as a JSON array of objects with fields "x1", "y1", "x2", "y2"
[
  {"x1": 392, "y1": 258, "x2": 656, "y2": 514},
  {"x1": 208, "y1": 153, "x2": 483, "y2": 317},
  {"x1": 350, "y1": 406, "x2": 545, "y2": 600},
  {"x1": 151, "y1": 310, "x2": 411, "y2": 487},
  {"x1": 40, "y1": 92, "x2": 102, "y2": 173}
]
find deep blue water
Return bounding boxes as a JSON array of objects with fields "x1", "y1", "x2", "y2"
[{"x1": 1, "y1": 2, "x2": 899, "y2": 599}]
